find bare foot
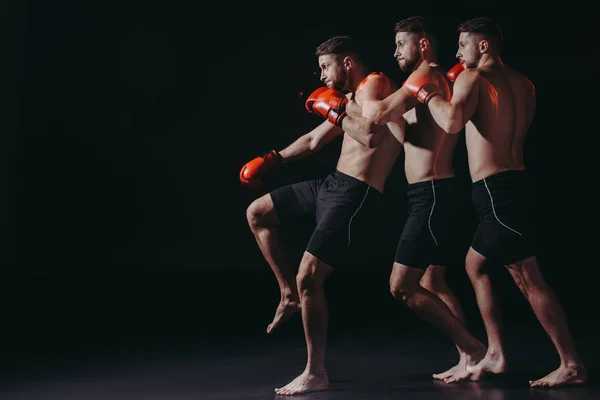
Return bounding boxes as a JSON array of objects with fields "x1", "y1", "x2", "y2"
[
  {"x1": 436, "y1": 355, "x2": 470, "y2": 382},
  {"x1": 433, "y1": 362, "x2": 460, "y2": 380},
  {"x1": 529, "y1": 364, "x2": 588, "y2": 388},
  {"x1": 445, "y1": 349, "x2": 504, "y2": 383},
  {"x1": 274, "y1": 370, "x2": 329, "y2": 396},
  {"x1": 267, "y1": 297, "x2": 300, "y2": 334},
  {"x1": 465, "y1": 350, "x2": 506, "y2": 381},
  {"x1": 441, "y1": 344, "x2": 486, "y2": 383}
]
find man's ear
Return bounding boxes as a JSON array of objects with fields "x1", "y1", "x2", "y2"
[
  {"x1": 419, "y1": 37, "x2": 430, "y2": 52},
  {"x1": 343, "y1": 56, "x2": 353, "y2": 70}
]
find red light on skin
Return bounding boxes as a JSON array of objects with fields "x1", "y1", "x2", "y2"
[{"x1": 298, "y1": 92, "x2": 303, "y2": 98}]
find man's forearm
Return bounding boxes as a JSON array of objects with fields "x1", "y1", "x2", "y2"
[
  {"x1": 278, "y1": 134, "x2": 320, "y2": 162},
  {"x1": 340, "y1": 115, "x2": 380, "y2": 148},
  {"x1": 361, "y1": 89, "x2": 410, "y2": 125},
  {"x1": 346, "y1": 100, "x2": 363, "y2": 120}
]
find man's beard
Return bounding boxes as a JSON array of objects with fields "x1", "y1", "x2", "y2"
[
  {"x1": 402, "y1": 58, "x2": 418, "y2": 73},
  {"x1": 333, "y1": 71, "x2": 348, "y2": 91},
  {"x1": 466, "y1": 54, "x2": 481, "y2": 69}
]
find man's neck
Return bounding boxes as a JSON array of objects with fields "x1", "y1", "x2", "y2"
[
  {"x1": 478, "y1": 54, "x2": 502, "y2": 68},
  {"x1": 349, "y1": 67, "x2": 371, "y2": 91},
  {"x1": 414, "y1": 57, "x2": 439, "y2": 71}
]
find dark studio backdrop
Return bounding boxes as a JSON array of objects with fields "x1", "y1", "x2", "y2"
[{"x1": 2, "y1": 0, "x2": 599, "y2": 362}]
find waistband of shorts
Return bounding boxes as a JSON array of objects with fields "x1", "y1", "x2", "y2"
[
  {"x1": 407, "y1": 176, "x2": 458, "y2": 191},
  {"x1": 472, "y1": 169, "x2": 527, "y2": 188},
  {"x1": 331, "y1": 170, "x2": 382, "y2": 194}
]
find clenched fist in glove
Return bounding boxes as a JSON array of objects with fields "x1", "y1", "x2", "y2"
[
  {"x1": 403, "y1": 68, "x2": 443, "y2": 104},
  {"x1": 240, "y1": 150, "x2": 282, "y2": 189},
  {"x1": 447, "y1": 62, "x2": 465, "y2": 82},
  {"x1": 305, "y1": 87, "x2": 348, "y2": 126}
]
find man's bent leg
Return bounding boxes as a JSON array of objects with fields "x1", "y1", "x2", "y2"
[
  {"x1": 275, "y1": 251, "x2": 332, "y2": 396},
  {"x1": 391, "y1": 263, "x2": 486, "y2": 379},
  {"x1": 420, "y1": 265, "x2": 475, "y2": 380},
  {"x1": 455, "y1": 247, "x2": 507, "y2": 383},
  {"x1": 421, "y1": 266, "x2": 467, "y2": 326},
  {"x1": 247, "y1": 194, "x2": 300, "y2": 333},
  {"x1": 504, "y1": 256, "x2": 587, "y2": 388}
]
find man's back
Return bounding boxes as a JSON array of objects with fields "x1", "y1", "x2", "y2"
[{"x1": 466, "y1": 64, "x2": 536, "y2": 181}]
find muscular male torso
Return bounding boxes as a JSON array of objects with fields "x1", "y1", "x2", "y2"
[
  {"x1": 466, "y1": 63, "x2": 536, "y2": 182},
  {"x1": 403, "y1": 65, "x2": 460, "y2": 184},
  {"x1": 336, "y1": 75, "x2": 404, "y2": 193}
]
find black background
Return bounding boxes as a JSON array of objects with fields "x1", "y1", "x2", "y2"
[{"x1": 2, "y1": 0, "x2": 599, "y2": 361}]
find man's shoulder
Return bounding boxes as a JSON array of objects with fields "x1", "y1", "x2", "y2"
[
  {"x1": 357, "y1": 72, "x2": 396, "y2": 94},
  {"x1": 455, "y1": 67, "x2": 482, "y2": 86}
]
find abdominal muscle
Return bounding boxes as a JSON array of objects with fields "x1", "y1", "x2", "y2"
[{"x1": 336, "y1": 133, "x2": 402, "y2": 193}]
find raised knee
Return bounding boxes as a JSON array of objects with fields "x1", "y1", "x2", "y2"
[{"x1": 246, "y1": 200, "x2": 265, "y2": 229}]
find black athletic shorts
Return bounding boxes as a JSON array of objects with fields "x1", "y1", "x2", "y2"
[
  {"x1": 270, "y1": 170, "x2": 383, "y2": 267},
  {"x1": 471, "y1": 170, "x2": 536, "y2": 265},
  {"x1": 394, "y1": 177, "x2": 468, "y2": 269}
]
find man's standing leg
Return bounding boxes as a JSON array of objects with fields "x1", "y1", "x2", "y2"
[
  {"x1": 445, "y1": 247, "x2": 507, "y2": 383},
  {"x1": 421, "y1": 265, "x2": 471, "y2": 380},
  {"x1": 459, "y1": 170, "x2": 587, "y2": 385},
  {"x1": 275, "y1": 252, "x2": 332, "y2": 396},
  {"x1": 503, "y1": 256, "x2": 587, "y2": 387},
  {"x1": 390, "y1": 262, "x2": 486, "y2": 375},
  {"x1": 393, "y1": 178, "x2": 485, "y2": 381}
]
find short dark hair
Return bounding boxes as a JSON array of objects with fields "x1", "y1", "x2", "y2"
[
  {"x1": 315, "y1": 35, "x2": 360, "y2": 62},
  {"x1": 393, "y1": 16, "x2": 438, "y2": 48},
  {"x1": 458, "y1": 17, "x2": 503, "y2": 50}
]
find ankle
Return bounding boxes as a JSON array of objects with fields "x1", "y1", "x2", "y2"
[
  {"x1": 305, "y1": 366, "x2": 328, "y2": 377},
  {"x1": 562, "y1": 359, "x2": 584, "y2": 369},
  {"x1": 485, "y1": 346, "x2": 505, "y2": 360}
]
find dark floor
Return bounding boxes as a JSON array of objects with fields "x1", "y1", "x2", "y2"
[
  {"x1": 0, "y1": 325, "x2": 597, "y2": 399},
  {"x1": 0, "y1": 267, "x2": 597, "y2": 399}
]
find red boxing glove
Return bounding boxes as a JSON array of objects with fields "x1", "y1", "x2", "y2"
[
  {"x1": 402, "y1": 68, "x2": 442, "y2": 104},
  {"x1": 305, "y1": 87, "x2": 348, "y2": 126},
  {"x1": 447, "y1": 62, "x2": 465, "y2": 82},
  {"x1": 240, "y1": 150, "x2": 282, "y2": 188}
]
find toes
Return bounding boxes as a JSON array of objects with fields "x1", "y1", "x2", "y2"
[
  {"x1": 275, "y1": 388, "x2": 289, "y2": 395},
  {"x1": 529, "y1": 380, "x2": 546, "y2": 388}
]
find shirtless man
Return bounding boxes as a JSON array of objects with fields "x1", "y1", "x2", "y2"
[
  {"x1": 242, "y1": 35, "x2": 403, "y2": 395},
  {"x1": 349, "y1": 16, "x2": 486, "y2": 382},
  {"x1": 405, "y1": 17, "x2": 587, "y2": 387}
]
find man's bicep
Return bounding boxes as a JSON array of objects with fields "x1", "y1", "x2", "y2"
[{"x1": 451, "y1": 72, "x2": 479, "y2": 123}]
